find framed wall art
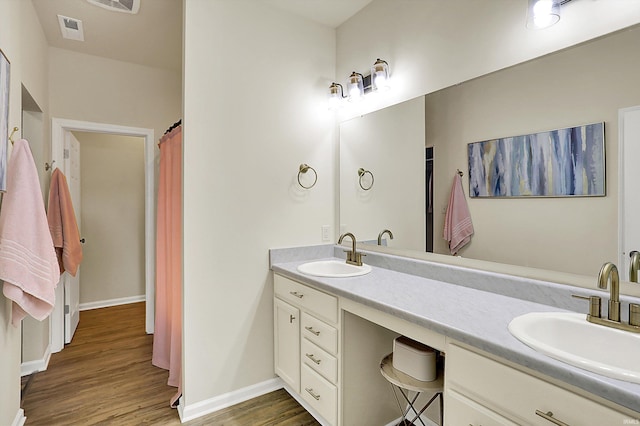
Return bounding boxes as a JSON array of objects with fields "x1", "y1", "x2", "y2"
[{"x1": 468, "y1": 122, "x2": 605, "y2": 198}]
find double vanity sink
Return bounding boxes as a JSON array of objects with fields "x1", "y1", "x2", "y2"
[{"x1": 286, "y1": 251, "x2": 640, "y2": 415}]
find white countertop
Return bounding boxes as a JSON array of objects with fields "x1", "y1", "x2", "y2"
[{"x1": 271, "y1": 254, "x2": 640, "y2": 414}]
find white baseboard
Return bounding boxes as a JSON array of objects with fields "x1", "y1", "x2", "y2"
[
  {"x1": 12, "y1": 409, "x2": 26, "y2": 426},
  {"x1": 79, "y1": 295, "x2": 145, "y2": 311},
  {"x1": 21, "y1": 344, "x2": 51, "y2": 377},
  {"x1": 178, "y1": 377, "x2": 284, "y2": 422}
]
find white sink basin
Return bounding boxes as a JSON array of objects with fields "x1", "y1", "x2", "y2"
[
  {"x1": 508, "y1": 312, "x2": 640, "y2": 383},
  {"x1": 297, "y1": 260, "x2": 372, "y2": 278}
]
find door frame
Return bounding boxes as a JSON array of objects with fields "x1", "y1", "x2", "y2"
[
  {"x1": 51, "y1": 118, "x2": 156, "y2": 352},
  {"x1": 618, "y1": 105, "x2": 640, "y2": 280}
]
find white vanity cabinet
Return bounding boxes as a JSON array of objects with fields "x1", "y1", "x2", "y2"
[
  {"x1": 444, "y1": 343, "x2": 634, "y2": 425},
  {"x1": 274, "y1": 274, "x2": 340, "y2": 425}
]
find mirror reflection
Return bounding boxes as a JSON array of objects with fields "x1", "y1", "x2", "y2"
[{"x1": 339, "y1": 26, "x2": 640, "y2": 279}]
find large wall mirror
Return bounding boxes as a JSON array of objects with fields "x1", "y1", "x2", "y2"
[{"x1": 339, "y1": 25, "x2": 640, "y2": 286}]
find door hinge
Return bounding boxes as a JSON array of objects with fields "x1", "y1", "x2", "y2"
[
  {"x1": 63, "y1": 149, "x2": 70, "y2": 159},
  {"x1": 64, "y1": 305, "x2": 70, "y2": 314}
]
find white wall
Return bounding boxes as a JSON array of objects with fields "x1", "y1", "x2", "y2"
[
  {"x1": 183, "y1": 0, "x2": 335, "y2": 410},
  {"x1": 75, "y1": 132, "x2": 146, "y2": 306},
  {"x1": 336, "y1": 0, "x2": 640, "y2": 122}
]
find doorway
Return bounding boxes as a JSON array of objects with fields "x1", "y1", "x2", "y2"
[{"x1": 50, "y1": 118, "x2": 155, "y2": 353}]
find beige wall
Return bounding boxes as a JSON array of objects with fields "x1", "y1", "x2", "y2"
[
  {"x1": 48, "y1": 47, "x2": 181, "y2": 146},
  {"x1": 75, "y1": 132, "x2": 146, "y2": 306},
  {"x1": 183, "y1": 0, "x2": 335, "y2": 410}
]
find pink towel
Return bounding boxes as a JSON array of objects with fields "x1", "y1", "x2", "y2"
[
  {"x1": 48, "y1": 168, "x2": 83, "y2": 276},
  {"x1": 443, "y1": 174, "x2": 474, "y2": 255},
  {"x1": 0, "y1": 139, "x2": 61, "y2": 326}
]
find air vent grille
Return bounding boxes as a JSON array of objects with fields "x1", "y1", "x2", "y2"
[
  {"x1": 86, "y1": 0, "x2": 140, "y2": 14},
  {"x1": 57, "y1": 15, "x2": 84, "y2": 41}
]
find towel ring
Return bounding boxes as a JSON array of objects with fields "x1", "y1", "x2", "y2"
[
  {"x1": 358, "y1": 168, "x2": 374, "y2": 191},
  {"x1": 298, "y1": 163, "x2": 317, "y2": 189}
]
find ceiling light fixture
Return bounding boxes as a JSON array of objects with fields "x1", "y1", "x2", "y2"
[{"x1": 526, "y1": 0, "x2": 561, "y2": 29}]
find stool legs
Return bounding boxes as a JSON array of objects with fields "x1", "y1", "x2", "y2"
[{"x1": 388, "y1": 383, "x2": 443, "y2": 426}]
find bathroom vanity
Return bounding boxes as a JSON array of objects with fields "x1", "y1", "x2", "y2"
[{"x1": 270, "y1": 245, "x2": 640, "y2": 425}]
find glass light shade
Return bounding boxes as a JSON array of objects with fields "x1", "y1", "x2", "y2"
[
  {"x1": 328, "y1": 82, "x2": 344, "y2": 110},
  {"x1": 371, "y1": 59, "x2": 390, "y2": 91},
  {"x1": 347, "y1": 72, "x2": 364, "y2": 102},
  {"x1": 526, "y1": 0, "x2": 560, "y2": 29}
]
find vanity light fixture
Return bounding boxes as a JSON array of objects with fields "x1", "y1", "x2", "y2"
[
  {"x1": 347, "y1": 72, "x2": 365, "y2": 102},
  {"x1": 371, "y1": 59, "x2": 390, "y2": 91},
  {"x1": 328, "y1": 82, "x2": 346, "y2": 110},
  {"x1": 328, "y1": 59, "x2": 392, "y2": 109},
  {"x1": 526, "y1": 0, "x2": 561, "y2": 29}
]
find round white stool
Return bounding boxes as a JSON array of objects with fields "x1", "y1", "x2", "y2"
[{"x1": 380, "y1": 353, "x2": 444, "y2": 426}]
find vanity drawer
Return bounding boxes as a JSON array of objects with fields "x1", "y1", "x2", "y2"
[
  {"x1": 446, "y1": 389, "x2": 518, "y2": 426},
  {"x1": 446, "y1": 343, "x2": 631, "y2": 425},
  {"x1": 274, "y1": 274, "x2": 338, "y2": 324},
  {"x1": 301, "y1": 312, "x2": 338, "y2": 355},
  {"x1": 302, "y1": 337, "x2": 338, "y2": 384},
  {"x1": 301, "y1": 364, "x2": 338, "y2": 425}
]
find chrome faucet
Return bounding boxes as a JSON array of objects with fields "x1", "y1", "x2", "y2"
[
  {"x1": 574, "y1": 262, "x2": 640, "y2": 333},
  {"x1": 338, "y1": 232, "x2": 364, "y2": 266},
  {"x1": 630, "y1": 251, "x2": 640, "y2": 283},
  {"x1": 377, "y1": 229, "x2": 394, "y2": 246},
  {"x1": 598, "y1": 262, "x2": 620, "y2": 322}
]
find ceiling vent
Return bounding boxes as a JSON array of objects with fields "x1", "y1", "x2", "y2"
[
  {"x1": 57, "y1": 15, "x2": 84, "y2": 41},
  {"x1": 86, "y1": 0, "x2": 140, "y2": 14}
]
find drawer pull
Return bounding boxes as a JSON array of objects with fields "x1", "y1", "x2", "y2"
[
  {"x1": 289, "y1": 291, "x2": 304, "y2": 299},
  {"x1": 305, "y1": 326, "x2": 320, "y2": 336},
  {"x1": 535, "y1": 410, "x2": 570, "y2": 426},
  {"x1": 305, "y1": 353, "x2": 321, "y2": 364},
  {"x1": 305, "y1": 387, "x2": 321, "y2": 400}
]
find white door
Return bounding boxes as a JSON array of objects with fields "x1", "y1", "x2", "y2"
[
  {"x1": 64, "y1": 131, "x2": 81, "y2": 343},
  {"x1": 619, "y1": 106, "x2": 640, "y2": 281}
]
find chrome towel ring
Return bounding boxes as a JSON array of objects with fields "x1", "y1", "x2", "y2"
[
  {"x1": 358, "y1": 168, "x2": 374, "y2": 190},
  {"x1": 298, "y1": 163, "x2": 317, "y2": 189}
]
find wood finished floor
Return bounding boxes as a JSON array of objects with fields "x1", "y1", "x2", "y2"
[{"x1": 21, "y1": 302, "x2": 319, "y2": 425}]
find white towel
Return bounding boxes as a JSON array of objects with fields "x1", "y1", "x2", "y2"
[{"x1": 0, "y1": 139, "x2": 60, "y2": 326}]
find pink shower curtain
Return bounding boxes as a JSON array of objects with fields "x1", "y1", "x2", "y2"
[{"x1": 152, "y1": 124, "x2": 182, "y2": 407}]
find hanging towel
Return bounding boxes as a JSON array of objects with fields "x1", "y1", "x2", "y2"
[
  {"x1": 48, "y1": 168, "x2": 83, "y2": 276},
  {"x1": 0, "y1": 139, "x2": 61, "y2": 326},
  {"x1": 443, "y1": 173, "x2": 474, "y2": 255}
]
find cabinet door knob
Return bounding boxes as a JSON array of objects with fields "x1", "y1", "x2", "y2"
[
  {"x1": 535, "y1": 410, "x2": 570, "y2": 426},
  {"x1": 289, "y1": 291, "x2": 304, "y2": 299},
  {"x1": 305, "y1": 326, "x2": 320, "y2": 336}
]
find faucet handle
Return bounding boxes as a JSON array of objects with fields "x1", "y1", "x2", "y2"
[
  {"x1": 630, "y1": 304, "x2": 640, "y2": 327},
  {"x1": 572, "y1": 294, "x2": 602, "y2": 318}
]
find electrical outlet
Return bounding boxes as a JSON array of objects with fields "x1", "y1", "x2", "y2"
[{"x1": 322, "y1": 225, "x2": 331, "y2": 241}]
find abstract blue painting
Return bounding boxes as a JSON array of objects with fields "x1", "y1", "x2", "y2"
[{"x1": 468, "y1": 123, "x2": 605, "y2": 198}]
